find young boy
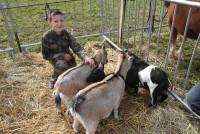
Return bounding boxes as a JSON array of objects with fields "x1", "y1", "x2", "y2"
[{"x1": 42, "y1": 9, "x2": 95, "y2": 89}]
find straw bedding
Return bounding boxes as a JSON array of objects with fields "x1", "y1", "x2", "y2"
[{"x1": 0, "y1": 46, "x2": 199, "y2": 134}]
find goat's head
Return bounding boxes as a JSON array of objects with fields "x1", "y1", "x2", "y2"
[
  {"x1": 125, "y1": 51, "x2": 134, "y2": 71},
  {"x1": 121, "y1": 51, "x2": 134, "y2": 69},
  {"x1": 115, "y1": 51, "x2": 133, "y2": 78},
  {"x1": 93, "y1": 44, "x2": 108, "y2": 65},
  {"x1": 125, "y1": 51, "x2": 138, "y2": 64}
]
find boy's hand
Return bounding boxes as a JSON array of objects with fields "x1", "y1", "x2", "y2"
[
  {"x1": 64, "y1": 53, "x2": 72, "y2": 61},
  {"x1": 85, "y1": 57, "x2": 96, "y2": 68}
]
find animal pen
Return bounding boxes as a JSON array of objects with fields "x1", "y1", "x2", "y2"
[{"x1": 0, "y1": 0, "x2": 200, "y2": 133}]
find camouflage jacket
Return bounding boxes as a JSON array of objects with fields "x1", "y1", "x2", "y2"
[{"x1": 41, "y1": 29, "x2": 87, "y2": 61}]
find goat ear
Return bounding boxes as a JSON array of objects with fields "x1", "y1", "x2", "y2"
[
  {"x1": 92, "y1": 47, "x2": 98, "y2": 54},
  {"x1": 101, "y1": 44, "x2": 106, "y2": 50}
]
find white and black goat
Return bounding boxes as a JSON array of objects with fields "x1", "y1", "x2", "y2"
[
  {"x1": 52, "y1": 45, "x2": 108, "y2": 113},
  {"x1": 125, "y1": 54, "x2": 170, "y2": 106},
  {"x1": 69, "y1": 52, "x2": 133, "y2": 134}
]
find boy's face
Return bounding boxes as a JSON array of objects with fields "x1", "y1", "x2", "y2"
[{"x1": 49, "y1": 15, "x2": 65, "y2": 34}]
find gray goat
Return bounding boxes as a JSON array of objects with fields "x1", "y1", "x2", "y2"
[
  {"x1": 69, "y1": 52, "x2": 133, "y2": 134},
  {"x1": 52, "y1": 45, "x2": 108, "y2": 113}
]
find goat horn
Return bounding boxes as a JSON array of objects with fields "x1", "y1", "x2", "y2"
[{"x1": 100, "y1": 39, "x2": 106, "y2": 49}]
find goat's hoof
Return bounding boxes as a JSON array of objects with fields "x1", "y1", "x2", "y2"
[
  {"x1": 52, "y1": 90, "x2": 56, "y2": 96},
  {"x1": 148, "y1": 103, "x2": 156, "y2": 107},
  {"x1": 148, "y1": 103, "x2": 157, "y2": 107},
  {"x1": 56, "y1": 109, "x2": 62, "y2": 114},
  {"x1": 73, "y1": 129, "x2": 79, "y2": 133},
  {"x1": 148, "y1": 103, "x2": 152, "y2": 107},
  {"x1": 56, "y1": 107, "x2": 67, "y2": 116},
  {"x1": 64, "y1": 109, "x2": 69, "y2": 115},
  {"x1": 66, "y1": 111, "x2": 73, "y2": 123},
  {"x1": 73, "y1": 125, "x2": 79, "y2": 133},
  {"x1": 115, "y1": 116, "x2": 122, "y2": 121},
  {"x1": 114, "y1": 115, "x2": 119, "y2": 119}
]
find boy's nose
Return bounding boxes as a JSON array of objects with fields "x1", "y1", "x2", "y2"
[{"x1": 57, "y1": 23, "x2": 62, "y2": 27}]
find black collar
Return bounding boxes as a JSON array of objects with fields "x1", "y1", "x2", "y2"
[
  {"x1": 118, "y1": 74, "x2": 125, "y2": 80},
  {"x1": 112, "y1": 73, "x2": 124, "y2": 81},
  {"x1": 92, "y1": 57, "x2": 98, "y2": 66}
]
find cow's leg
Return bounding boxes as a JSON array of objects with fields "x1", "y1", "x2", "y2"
[
  {"x1": 177, "y1": 43, "x2": 184, "y2": 60},
  {"x1": 169, "y1": 28, "x2": 178, "y2": 59}
]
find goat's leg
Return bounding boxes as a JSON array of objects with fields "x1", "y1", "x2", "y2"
[
  {"x1": 53, "y1": 91, "x2": 63, "y2": 113},
  {"x1": 84, "y1": 121, "x2": 98, "y2": 134},
  {"x1": 152, "y1": 91, "x2": 159, "y2": 106},
  {"x1": 72, "y1": 118, "x2": 80, "y2": 133},
  {"x1": 113, "y1": 99, "x2": 121, "y2": 119},
  {"x1": 156, "y1": 83, "x2": 169, "y2": 103},
  {"x1": 149, "y1": 89, "x2": 158, "y2": 106},
  {"x1": 149, "y1": 88, "x2": 154, "y2": 106},
  {"x1": 114, "y1": 93, "x2": 124, "y2": 119},
  {"x1": 158, "y1": 93, "x2": 168, "y2": 103},
  {"x1": 63, "y1": 109, "x2": 74, "y2": 124},
  {"x1": 113, "y1": 107, "x2": 119, "y2": 119}
]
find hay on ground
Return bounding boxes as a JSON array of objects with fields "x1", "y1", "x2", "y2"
[{"x1": 0, "y1": 45, "x2": 199, "y2": 134}]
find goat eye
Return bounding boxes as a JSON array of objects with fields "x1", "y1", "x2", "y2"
[{"x1": 129, "y1": 56, "x2": 133, "y2": 61}]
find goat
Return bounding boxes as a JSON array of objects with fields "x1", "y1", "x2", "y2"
[
  {"x1": 52, "y1": 45, "x2": 108, "y2": 113},
  {"x1": 125, "y1": 54, "x2": 170, "y2": 106},
  {"x1": 69, "y1": 52, "x2": 133, "y2": 134}
]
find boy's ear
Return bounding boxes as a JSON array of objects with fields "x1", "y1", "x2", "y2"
[{"x1": 48, "y1": 20, "x2": 52, "y2": 26}]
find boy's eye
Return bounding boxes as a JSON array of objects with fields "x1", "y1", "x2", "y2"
[
  {"x1": 53, "y1": 20, "x2": 64, "y2": 23},
  {"x1": 54, "y1": 20, "x2": 58, "y2": 23}
]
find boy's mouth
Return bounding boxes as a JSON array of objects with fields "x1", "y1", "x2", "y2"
[{"x1": 56, "y1": 27, "x2": 63, "y2": 30}]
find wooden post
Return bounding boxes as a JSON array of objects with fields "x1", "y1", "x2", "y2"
[{"x1": 119, "y1": 0, "x2": 126, "y2": 47}]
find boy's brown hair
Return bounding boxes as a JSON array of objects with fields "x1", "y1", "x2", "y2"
[{"x1": 48, "y1": 9, "x2": 64, "y2": 21}]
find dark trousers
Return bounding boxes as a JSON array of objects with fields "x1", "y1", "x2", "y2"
[
  {"x1": 186, "y1": 81, "x2": 200, "y2": 116},
  {"x1": 50, "y1": 53, "x2": 76, "y2": 83}
]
